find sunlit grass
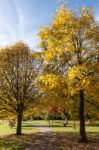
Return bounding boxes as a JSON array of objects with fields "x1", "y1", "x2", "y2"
[
  {"x1": 0, "y1": 120, "x2": 99, "y2": 136},
  {"x1": 0, "y1": 120, "x2": 99, "y2": 150},
  {"x1": 51, "y1": 120, "x2": 99, "y2": 133},
  {"x1": 0, "y1": 121, "x2": 38, "y2": 136}
]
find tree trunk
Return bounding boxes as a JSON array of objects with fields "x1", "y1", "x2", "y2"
[
  {"x1": 16, "y1": 112, "x2": 23, "y2": 135},
  {"x1": 79, "y1": 90, "x2": 88, "y2": 142}
]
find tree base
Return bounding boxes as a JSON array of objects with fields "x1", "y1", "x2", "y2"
[
  {"x1": 16, "y1": 133, "x2": 22, "y2": 135},
  {"x1": 78, "y1": 138, "x2": 88, "y2": 143}
]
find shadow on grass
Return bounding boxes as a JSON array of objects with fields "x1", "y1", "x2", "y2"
[
  {"x1": 0, "y1": 132, "x2": 99, "y2": 150},
  {"x1": 0, "y1": 134, "x2": 34, "y2": 150},
  {"x1": 0, "y1": 133, "x2": 64, "y2": 150},
  {"x1": 22, "y1": 124, "x2": 72, "y2": 128},
  {"x1": 86, "y1": 124, "x2": 99, "y2": 127}
]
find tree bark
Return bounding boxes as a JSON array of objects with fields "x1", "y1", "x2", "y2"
[
  {"x1": 79, "y1": 90, "x2": 88, "y2": 142},
  {"x1": 16, "y1": 112, "x2": 23, "y2": 135}
]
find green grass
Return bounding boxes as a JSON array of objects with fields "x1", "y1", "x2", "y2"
[
  {"x1": 0, "y1": 121, "x2": 38, "y2": 150},
  {"x1": 0, "y1": 134, "x2": 36, "y2": 150},
  {"x1": 0, "y1": 120, "x2": 99, "y2": 136},
  {"x1": 27, "y1": 120, "x2": 99, "y2": 133},
  {"x1": 0, "y1": 120, "x2": 99, "y2": 150},
  {"x1": 31, "y1": 120, "x2": 49, "y2": 125},
  {"x1": 50, "y1": 120, "x2": 99, "y2": 132},
  {"x1": 0, "y1": 121, "x2": 38, "y2": 136}
]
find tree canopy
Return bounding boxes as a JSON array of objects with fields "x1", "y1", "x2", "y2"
[
  {"x1": 0, "y1": 42, "x2": 41, "y2": 134},
  {"x1": 38, "y1": 5, "x2": 99, "y2": 142}
]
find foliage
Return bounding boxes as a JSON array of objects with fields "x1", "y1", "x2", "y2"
[
  {"x1": 38, "y1": 5, "x2": 99, "y2": 142},
  {"x1": 0, "y1": 42, "x2": 41, "y2": 134}
]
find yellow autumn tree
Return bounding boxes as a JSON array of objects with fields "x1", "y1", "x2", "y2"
[
  {"x1": 38, "y1": 5, "x2": 99, "y2": 142},
  {"x1": 0, "y1": 42, "x2": 41, "y2": 135}
]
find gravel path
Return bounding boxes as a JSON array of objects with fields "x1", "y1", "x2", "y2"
[{"x1": 32, "y1": 123, "x2": 52, "y2": 132}]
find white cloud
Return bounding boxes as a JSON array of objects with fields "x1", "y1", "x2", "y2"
[{"x1": 0, "y1": 0, "x2": 39, "y2": 48}]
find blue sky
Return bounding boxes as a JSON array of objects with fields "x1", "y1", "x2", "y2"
[{"x1": 0, "y1": 0, "x2": 99, "y2": 49}]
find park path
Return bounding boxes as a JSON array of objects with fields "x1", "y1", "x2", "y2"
[
  {"x1": 26, "y1": 123, "x2": 53, "y2": 150},
  {"x1": 26, "y1": 132, "x2": 61, "y2": 150},
  {"x1": 32, "y1": 123, "x2": 52, "y2": 132},
  {"x1": 26, "y1": 132, "x2": 99, "y2": 150}
]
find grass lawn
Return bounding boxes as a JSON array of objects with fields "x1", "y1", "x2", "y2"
[
  {"x1": 50, "y1": 120, "x2": 99, "y2": 133},
  {"x1": 0, "y1": 120, "x2": 99, "y2": 136},
  {"x1": 28, "y1": 120, "x2": 99, "y2": 133},
  {"x1": 0, "y1": 134, "x2": 31, "y2": 150},
  {"x1": 31, "y1": 120, "x2": 49, "y2": 125},
  {"x1": 0, "y1": 120, "x2": 99, "y2": 150},
  {"x1": 0, "y1": 121, "x2": 38, "y2": 150},
  {"x1": 0, "y1": 121, "x2": 38, "y2": 136}
]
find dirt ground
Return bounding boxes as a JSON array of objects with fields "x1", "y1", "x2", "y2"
[{"x1": 27, "y1": 132, "x2": 99, "y2": 150}]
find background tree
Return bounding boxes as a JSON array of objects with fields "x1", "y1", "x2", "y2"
[
  {"x1": 38, "y1": 5, "x2": 99, "y2": 142},
  {"x1": 0, "y1": 42, "x2": 40, "y2": 135}
]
